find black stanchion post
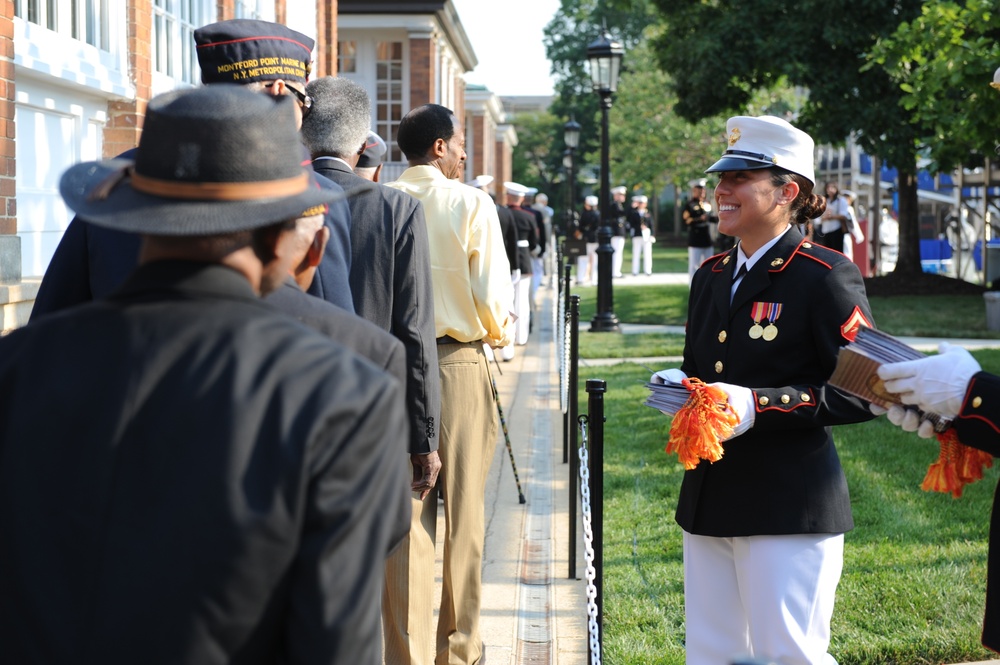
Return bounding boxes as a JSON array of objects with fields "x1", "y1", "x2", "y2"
[
  {"x1": 568, "y1": 294, "x2": 580, "y2": 579},
  {"x1": 586, "y1": 378, "x2": 606, "y2": 656}
]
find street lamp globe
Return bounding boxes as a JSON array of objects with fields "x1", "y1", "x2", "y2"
[
  {"x1": 564, "y1": 118, "x2": 582, "y2": 150},
  {"x1": 586, "y1": 28, "x2": 624, "y2": 95}
]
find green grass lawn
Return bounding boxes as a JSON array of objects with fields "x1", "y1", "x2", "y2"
[
  {"x1": 579, "y1": 353, "x2": 1000, "y2": 665},
  {"x1": 563, "y1": 242, "x2": 1000, "y2": 662}
]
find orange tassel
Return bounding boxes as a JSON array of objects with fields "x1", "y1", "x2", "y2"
[
  {"x1": 665, "y1": 378, "x2": 740, "y2": 470},
  {"x1": 921, "y1": 429, "x2": 994, "y2": 498}
]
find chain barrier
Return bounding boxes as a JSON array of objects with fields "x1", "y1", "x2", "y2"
[
  {"x1": 578, "y1": 415, "x2": 602, "y2": 665},
  {"x1": 560, "y1": 303, "x2": 570, "y2": 414}
]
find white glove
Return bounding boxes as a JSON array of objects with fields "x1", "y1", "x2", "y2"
[
  {"x1": 877, "y1": 342, "x2": 980, "y2": 418},
  {"x1": 884, "y1": 404, "x2": 936, "y2": 439},
  {"x1": 651, "y1": 368, "x2": 687, "y2": 385},
  {"x1": 708, "y1": 382, "x2": 755, "y2": 440},
  {"x1": 511, "y1": 269, "x2": 521, "y2": 284}
]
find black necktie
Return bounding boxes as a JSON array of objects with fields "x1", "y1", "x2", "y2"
[{"x1": 732, "y1": 264, "x2": 747, "y2": 283}]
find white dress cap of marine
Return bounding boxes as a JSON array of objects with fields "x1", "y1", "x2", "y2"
[
  {"x1": 632, "y1": 194, "x2": 648, "y2": 203},
  {"x1": 504, "y1": 181, "x2": 529, "y2": 196},
  {"x1": 466, "y1": 174, "x2": 494, "y2": 188},
  {"x1": 584, "y1": 195, "x2": 599, "y2": 206},
  {"x1": 705, "y1": 115, "x2": 815, "y2": 186},
  {"x1": 688, "y1": 178, "x2": 707, "y2": 188},
  {"x1": 610, "y1": 185, "x2": 627, "y2": 195}
]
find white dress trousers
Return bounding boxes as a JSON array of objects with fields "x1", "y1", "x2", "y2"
[
  {"x1": 683, "y1": 531, "x2": 843, "y2": 665},
  {"x1": 513, "y1": 274, "x2": 531, "y2": 345},
  {"x1": 610, "y1": 235, "x2": 625, "y2": 277}
]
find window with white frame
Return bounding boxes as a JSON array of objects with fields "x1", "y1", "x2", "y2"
[
  {"x1": 14, "y1": 0, "x2": 111, "y2": 51},
  {"x1": 376, "y1": 41, "x2": 404, "y2": 163},
  {"x1": 151, "y1": 0, "x2": 214, "y2": 86},
  {"x1": 338, "y1": 41, "x2": 357, "y2": 74},
  {"x1": 234, "y1": 0, "x2": 274, "y2": 21}
]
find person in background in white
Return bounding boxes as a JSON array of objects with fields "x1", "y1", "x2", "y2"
[
  {"x1": 628, "y1": 194, "x2": 654, "y2": 276},
  {"x1": 532, "y1": 192, "x2": 556, "y2": 286},
  {"x1": 579, "y1": 195, "x2": 600, "y2": 285},
  {"x1": 610, "y1": 185, "x2": 629, "y2": 278},
  {"x1": 840, "y1": 189, "x2": 865, "y2": 263},
  {"x1": 814, "y1": 181, "x2": 851, "y2": 252},
  {"x1": 683, "y1": 179, "x2": 716, "y2": 279}
]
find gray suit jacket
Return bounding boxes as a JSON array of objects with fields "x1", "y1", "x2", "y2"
[{"x1": 313, "y1": 158, "x2": 441, "y2": 455}]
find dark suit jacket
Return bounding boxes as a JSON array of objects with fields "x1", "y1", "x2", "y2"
[
  {"x1": 0, "y1": 261, "x2": 408, "y2": 664},
  {"x1": 313, "y1": 157, "x2": 441, "y2": 455},
  {"x1": 266, "y1": 278, "x2": 406, "y2": 388},
  {"x1": 678, "y1": 228, "x2": 875, "y2": 537},
  {"x1": 506, "y1": 205, "x2": 537, "y2": 274},
  {"x1": 495, "y1": 205, "x2": 519, "y2": 272},
  {"x1": 30, "y1": 148, "x2": 356, "y2": 320}
]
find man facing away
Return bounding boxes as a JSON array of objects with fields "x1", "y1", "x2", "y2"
[
  {"x1": 301, "y1": 76, "x2": 442, "y2": 503},
  {"x1": 383, "y1": 103, "x2": 514, "y2": 665},
  {"x1": 0, "y1": 85, "x2": 408, "y2": 665}
]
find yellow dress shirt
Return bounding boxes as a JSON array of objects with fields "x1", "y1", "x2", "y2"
[{"x1": 386, "y1": 165, "x2": 514, "y2": 347}]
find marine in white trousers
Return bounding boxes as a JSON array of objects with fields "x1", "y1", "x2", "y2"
[
  {"x1": 631, "y1": 231, "x2": 653, "y2": 276},
  {"x1": 610, "y1": 235, "x2": 625, "y2": 277},
  {"x1": 683, "y1": 531, "x2": 844, "y2": 665},
  {"x1": 513, "y1": 271, "x2": 531, "y2": 346}
]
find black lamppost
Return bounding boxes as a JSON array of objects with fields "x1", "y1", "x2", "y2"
[
  {"x1": 587, "y1": 27, "x2": 623, "y2": 333},
  {"x1": 563, "y1": 118, "x2": 581, "y2": 238}
]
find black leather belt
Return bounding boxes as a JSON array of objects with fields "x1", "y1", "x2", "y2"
[{"x1": 436, "y1": 335, "x2": 470, "y2": 345}]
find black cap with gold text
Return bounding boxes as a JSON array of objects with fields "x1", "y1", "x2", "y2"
[{"x1": 194, "y1": 19, "x2": 313, "y2": 86}]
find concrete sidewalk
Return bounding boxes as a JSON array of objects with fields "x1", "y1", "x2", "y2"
[
  {"x1": 426, "y1": 280, "x2": 589, "y2": 665},
  {"x1": 426, "y1": 271, "x2": 1000, "y2": 665}
]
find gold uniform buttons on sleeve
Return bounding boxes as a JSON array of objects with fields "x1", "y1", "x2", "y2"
[
  {"x1": 780, "y1": 394, "x2": 791, "y2": 404},
  {"x1": 973, "y1": 396, "x2": 983, "y2": 408},
  {"x1": 758, "y1": 396, "x2": 770, "y2": 406},
  {"x1": 714, "y1": 361, "x2": 723, "y2": 374},
  {"x1": 801, "y1": 393, "x2": 811, "y2": 402},
  {"x1": 718, "y1": 330, "x2": 727, "y2": 343}
]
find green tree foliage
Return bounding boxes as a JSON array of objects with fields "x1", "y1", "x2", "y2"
[
  {"x1": 510, "y1": 110, "x2": 566, "y2": 191},
  {"x1": 650, "y1": 0, "x2": 931, "y2": 274},
  {"x1": 867, "y1": 0, "x2": 1000, "y2": 173},
  {"x1": 542, "y1": 0, "x2": 657, "y2": 189}
]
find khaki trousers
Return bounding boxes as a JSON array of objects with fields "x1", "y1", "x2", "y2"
[{"x1": 383, "y1": 342, "x2": 497, "y2": 665}]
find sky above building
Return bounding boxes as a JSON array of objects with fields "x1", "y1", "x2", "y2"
[{"x1": 451, "y1": 0, "x2": 560, "y2": 97}]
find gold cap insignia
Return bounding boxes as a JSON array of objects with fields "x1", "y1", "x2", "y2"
[
  {"x1": 770, "y1": 258, "x2": 784, "y2": 267},
  {"x1": 728, "y1": 128, "x2": 741, "y2": 146}
]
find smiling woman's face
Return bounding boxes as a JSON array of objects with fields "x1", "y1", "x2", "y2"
[{"x1": 714, "y1": 170, "x2": 799, "y2": 253}]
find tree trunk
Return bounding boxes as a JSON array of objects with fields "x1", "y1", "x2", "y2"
[{"x1": 894, "y1": 168, "x2": 922, "y2": 275}]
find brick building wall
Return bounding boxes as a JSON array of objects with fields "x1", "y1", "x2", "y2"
[
  {"x1": 409, "y1": 36, "x2": 435, "y2": 109},
  {"x1": 0, "y1": 0, "x2": 14, "y2": 240}
]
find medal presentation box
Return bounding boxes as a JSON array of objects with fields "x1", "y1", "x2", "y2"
[{"x1": 827, "y1": 326, "x2": 951, "y2": 432}]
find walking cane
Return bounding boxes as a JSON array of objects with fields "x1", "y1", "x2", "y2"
[{"x1": 491, "y1": 356, "x2": 526, "y2": 504}]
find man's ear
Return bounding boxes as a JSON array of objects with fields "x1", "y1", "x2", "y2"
[
  {"x1": 432, "y1": 136, "x2": 448, "y2": 158},
  {"x1": 306, "y1": 226, "x2": 330, "y2": 268}
]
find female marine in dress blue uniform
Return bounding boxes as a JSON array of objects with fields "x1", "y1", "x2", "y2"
[{"x1": 669, "y1": 116, "x2": 876, "y2": 665}]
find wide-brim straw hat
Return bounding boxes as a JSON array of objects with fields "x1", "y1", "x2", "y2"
[{"x1": 60, "y1": 85, "x2": 340, "y2": 235}]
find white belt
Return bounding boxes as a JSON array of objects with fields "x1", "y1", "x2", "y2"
[{"x1": 516, "y1": 240, "x2": 530, "y2": 247}]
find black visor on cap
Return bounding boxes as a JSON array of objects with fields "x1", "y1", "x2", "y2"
[{"x1": 705, "y1": 155, "x2": 774, "y2": 174}]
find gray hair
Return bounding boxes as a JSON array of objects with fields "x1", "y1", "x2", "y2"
[{"x1": 301, "y1": 77, "x2": 371, "y2": 159}]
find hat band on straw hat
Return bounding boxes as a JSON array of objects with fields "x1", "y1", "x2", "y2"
[{"x1": 130, "y1": 171, "x2": 310, "y2": 202}]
